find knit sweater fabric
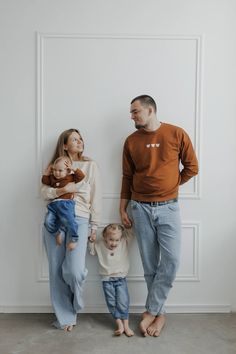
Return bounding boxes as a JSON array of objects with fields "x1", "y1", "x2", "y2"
[
  {"x1": 121, "y1": 123, "x2": 198, "y2": 202},
  {"x1": 88, "y1": 229, "x2": 133, "y2": 280}
]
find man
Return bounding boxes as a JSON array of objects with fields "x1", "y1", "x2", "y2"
[{"x1": 120, "y1": 95, "x2": 198, "y2": 337}]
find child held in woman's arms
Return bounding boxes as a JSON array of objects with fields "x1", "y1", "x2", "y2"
[
  {"x1": 42, "y1": 156, "x2": 85, "y2": 251},
  {"x1": 89, "y1": 223, "x2": 134, "y2": 336}
]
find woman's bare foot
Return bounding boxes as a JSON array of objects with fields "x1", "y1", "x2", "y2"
[
  {"x1": 114, "y1": 319, "x2": 124, "y2": 336},
  {"x1": 123, "y1": 319, "x2": 134, "y2": 337},
  {"x1": 63, "y1": 325, "x2": 74, "y2": 332},
  {"x1": 56, "y1": 233, "x2": 62, "y2": 246},
  {"x1": 147, "y1": 314, "x2": 166, "y2": 337},
  {"x1": 139, "y1": 311, "x2": 155, "y2": 337}
]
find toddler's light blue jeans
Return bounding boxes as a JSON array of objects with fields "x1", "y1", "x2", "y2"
[
  {"x1": 102, "y1": 277, "x2": 130, "y2": 320},
  {"x1": 130, "y1": 200, "x2": 181, "y2": 316},
  {"x1": 43, "y1": 216, "x2": 89, "y2": 329}
]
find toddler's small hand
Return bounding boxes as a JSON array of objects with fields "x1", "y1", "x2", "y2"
[
  {"x1": 89, "y1": 230, "x2": 97, "y2": 242},
  {"x1": 56, "y1": 233, "x2": 62, "y2": 246}
]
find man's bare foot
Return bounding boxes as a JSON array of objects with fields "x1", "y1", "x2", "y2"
[
  {"x1": 56, "y1": 233, "x2": 62, "y2": 246},
  {"x1": 147, "y1": 314, "x2": 166, "y2": 337},
  {"x1": 114, "y1": 319, "x2": 124, "y2": 336},
  {"x1": 123, "y1": 319, "x2": 134, "y2": 337},
  {"x1": 139, "y1": 311, "x2": 155, "y2": 337}
]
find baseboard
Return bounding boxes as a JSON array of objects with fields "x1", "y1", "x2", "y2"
[{"x1": 0, "y1": 304, "x2": 231, "y2": 314}]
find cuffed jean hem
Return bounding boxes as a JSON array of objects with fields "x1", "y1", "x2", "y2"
[{"x1": 146, "y1": 308, "x2": 166, "y2": 316}]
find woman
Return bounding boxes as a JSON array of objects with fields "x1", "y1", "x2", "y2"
[{"x1": 41, "y1": 129, "x2": 101, "y2": 331}]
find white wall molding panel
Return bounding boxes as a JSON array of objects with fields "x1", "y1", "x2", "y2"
[
  {"x1": 1, "y1": 1, "x2": 235, "y2": 314},
  {"x1": 38, "y1": 222, "x2": 200, "y2": 283},
  {"x1": 36, "y1": 33, "x2": 202, "y2": 200}
]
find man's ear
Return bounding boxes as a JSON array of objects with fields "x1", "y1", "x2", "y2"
[{"x1": 148, "y1": 106, "x2": 153, "y2": 115}]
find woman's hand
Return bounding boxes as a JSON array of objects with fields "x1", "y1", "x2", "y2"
[
  {"x1": 63, "y1": 182, "x2": 78, "y2": 193},
  {"x1": 56, "y1": 182, "x2": 78, "y2": 198}
]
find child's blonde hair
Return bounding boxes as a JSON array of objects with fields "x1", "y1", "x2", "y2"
[
  {"x1": 53, "y1": 156, "x2": 71, "y2": 167},
  {"x1": 52, "y1": 157, "x2": 72, "y2": 176},
  {"x1": 102, "y1": 223, "x2": 124, "y2": 238}
]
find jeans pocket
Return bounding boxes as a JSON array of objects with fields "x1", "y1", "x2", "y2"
[
  {"x1": 130, "y1": 200, "x2": 138, "y2": 210},
  {"x1": 167, "y1": 202, "x2": 179, "y2": 211}
]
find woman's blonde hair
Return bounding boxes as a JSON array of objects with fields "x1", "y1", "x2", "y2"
[
  {"x1": 50, "y1": 128, "x2": 90, "y2": 164},
  {"x1": 102, "y1": 224, "x2": 124, "y2": 238}
]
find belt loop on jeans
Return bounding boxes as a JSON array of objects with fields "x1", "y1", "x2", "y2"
[{"x1": 135, "y1": 198, "x2": 178, "y2": 206}]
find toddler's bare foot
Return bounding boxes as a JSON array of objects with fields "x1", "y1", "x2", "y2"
[
  {"x1": 56, "y1": 233, "x2": 62, "y2": 246},
  {"x1": 114, "y1": 319, "x2": 124, "y2": 336},
  {"x1": 123, "y1": 319, "x2": 134, "y2": 337},
  {"x1": 139, "y1": 311, "x2": 155, "y2": 337},
  {"x1": 147, "y1": 314, "x2": 166, "y2": 337},
  {"x1": 67, "y1": 241, "x2": 77, "y2": 251}
]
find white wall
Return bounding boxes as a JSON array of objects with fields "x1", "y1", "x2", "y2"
[{"x1": 0, "y1": 0, "x2": 236, "y2": 313}]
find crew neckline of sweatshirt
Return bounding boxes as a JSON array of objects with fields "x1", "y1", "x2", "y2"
[{"x1": 136, "y1": 122, "x2": 164, "y2": 135}]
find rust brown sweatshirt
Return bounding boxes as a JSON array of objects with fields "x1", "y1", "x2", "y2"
[{"x1": 121, "y1": 123, "x2": 198, "y2": 202}]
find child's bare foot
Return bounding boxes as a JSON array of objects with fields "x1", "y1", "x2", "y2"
[
  {"x1": 147, "y1": 314, "x2": 166, "y2": 337},
  {"x1": 123, "y1": 319, "x2": 134, "y2": 337},
  {"x1": 56, "y1": 233, "x2": 62, "y2": 246},
  {"x1": 139, "y1": 311, "x2": 155, "y2": 337},
  {"x1": 66, "y1": 241, "x2": 77, "y2": 251},
  {"x1": 114, "y1": 319, "x2": 124, "y2": 336}
]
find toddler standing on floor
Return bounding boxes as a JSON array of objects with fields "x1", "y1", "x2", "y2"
[{"x1": 88, "y1": 223, "x2": 134, "y2": 336}]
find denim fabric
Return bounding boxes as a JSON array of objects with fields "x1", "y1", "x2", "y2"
[
  {"x1": 44, "y1": 200, "x2": 78, "y2": 242},
  {"x1": 102, "y1": 277, "x2": 130, "y2": 320},
  {"x1": 130, "y1": 200, "x2": 181, "y2": 316},
  {"x1": 43, "y1": 216, "x2": 89, "y2": 329}
]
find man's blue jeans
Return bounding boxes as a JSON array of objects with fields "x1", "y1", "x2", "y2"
[
  {"x1": 102, "y1": 277, "x2": 130, "y2": 320},
  {"x1": 130, "y1": 200, "x2": 181, "y2": 316},
  {"x1": 44, "y1": 199, "x2": 78, "y2": 241}
]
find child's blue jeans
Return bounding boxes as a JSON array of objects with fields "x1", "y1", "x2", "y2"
[
  {"x1": 102, "y1": 277, "x2": 130, "y2": 320},
  {"x1": 44, "y1": 199, "x2": 78, "y2": 242}
]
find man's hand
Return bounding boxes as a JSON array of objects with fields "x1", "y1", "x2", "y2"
[{"x1": 120, "y1": 211, "x2": 132, "y2": 229}]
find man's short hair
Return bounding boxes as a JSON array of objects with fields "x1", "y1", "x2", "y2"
[{"x1": 131, "y1": 95, "x2": 157, "y2": 113}]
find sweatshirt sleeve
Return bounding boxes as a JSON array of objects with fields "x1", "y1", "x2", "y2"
[
  {"x1": 179, "y1": 129, "x2": 199, "y2": 185},
  {"x1": 73, "y1": 169, "x2": 85, "y2": 183},
  {"x1": 41, "y1": 175, "x2": 52, "y2": 185},
  {"x1": 120, "y1": 139, "x2": 135, "y2": 200},
  {"x1": 89, "y1": 161, "x2": 102, "y2": 230},
  {"x1": 88, "y1": 241, "x2": 97, "y2": 256}
]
